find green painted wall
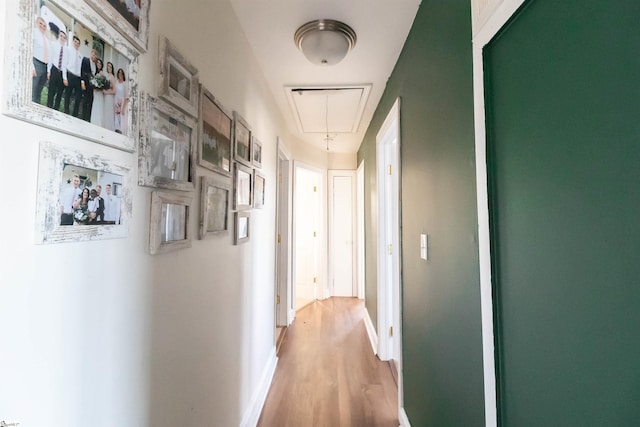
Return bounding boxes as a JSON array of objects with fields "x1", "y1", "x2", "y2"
[
  {"x1": 485, "y1": 0, "x2": 640, "y2": 425},
  {"x1": 357, "y1": 0, "x2": 485, "y2": 425}
]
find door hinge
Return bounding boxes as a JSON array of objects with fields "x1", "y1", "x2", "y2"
[
  {"x1": 389, "y1": 326, "x2": 393, "y2": 337},
  {"x1": 313, "y1": 231, "x2": 317, "y2": 237},
  {"x1": 277, "y1": 234, "x2": 281, "y2": 243},
  {"x1": 388, "y1": 244, "x2": 392, "y2": 255},
  {"x1": 277, "y1": 295, "x2": 281, "y2": 304},
  {"x1": 388, "y1": 164, "x2": 392, "y2": 175},
  {"x1": 313, "y1": 185, "x2": 317, "y2": 192},
  {"x1": 313, "y1": 277, "x2": 317, "y2": 283}
]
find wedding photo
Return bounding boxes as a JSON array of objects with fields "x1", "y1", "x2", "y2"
[
  {"x1": 31, "y1": 0, "x2": 132, "y2": 134},
  {"x1": 59, "y1": 162, "x2": 123, "y2": 226}
]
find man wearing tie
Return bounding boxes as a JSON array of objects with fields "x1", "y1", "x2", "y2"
[
  {"x1": 47, "y1": 30, "x2": 67, "y2": 110},
  {"x1": 63, "y1": 35, "x2": 84, "y2": 118},
  {"x1": 80, "y1": 49, "x2": 98, "y2": 122},
  {"x1": 32, "y1": 17, "x2": 50, "y2": 104}
]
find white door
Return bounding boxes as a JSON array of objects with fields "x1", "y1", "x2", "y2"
[
  {"x1": 330, "y1": 171, "x2": 356, "y2": 297},
  {"x1": 275, "y1": 139, "x2": 292, "y2": 326},
  {"x1": 294, "y1": 166, "x2": 322, "y2": 309}
]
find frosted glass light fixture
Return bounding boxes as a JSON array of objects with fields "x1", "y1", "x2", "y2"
[{"x1": 294, "y1": 19, "x2": 357, "y2": 66}]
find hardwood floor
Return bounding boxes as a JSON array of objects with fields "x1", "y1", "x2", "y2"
[{"x1": 258, "y1": 298, "x2": 398, "y2": 427}]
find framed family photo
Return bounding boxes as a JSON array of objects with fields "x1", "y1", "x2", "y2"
[
  {"x1": 3, "y1": 0, "x2": 139, "y2": 152},
  {"x1": 158, "y1": 36, "x2": 199, "y2": 117},
  {"x1": 138, "y1": 93, "x2": 196, "y2": 192},
  {"x1": 233, "y1": 111, "x2": 252, "y2": 167},
  {"x1": 198, "y1": 85, "x2": 232, "y2": 176},
  {"x1": 199, "y1": 175, "x2": 231, "y2": 239},
  {"x1": 149, "y1": 190, "x2": 192, "y2": 255},
  {"x1": 234, "y1": 211, "x2": 250, "y2": 245},
  {"x1": 233, "y1": 162, "x2": 253, "y2": 210},
  {"x1": 35, "y1": 141, "x2": 131, "y2": 244},
  {"x1": 85, "y1": 0, "x2": 150, "y2": 52}
]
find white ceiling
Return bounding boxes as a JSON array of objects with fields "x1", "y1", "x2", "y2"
[{"x1": 228, "y1": 0, "x2": 420, "y2": 153}]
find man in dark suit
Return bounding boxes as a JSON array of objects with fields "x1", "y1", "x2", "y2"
[
  {"x1": 63, "y1": 35, "x2": 84, "y2": 118},
  {"x1": 80, "y1": 48, "x2": 98, "y2": 121},
  {"x1": 47, "y1": 30, "x2": 68, "y2": 110}
]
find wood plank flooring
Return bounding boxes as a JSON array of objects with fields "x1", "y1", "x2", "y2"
[{"x1": 258, "y1": 298, "x2": 398, "y2": 427}]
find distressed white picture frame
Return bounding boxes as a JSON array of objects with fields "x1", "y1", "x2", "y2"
[
  {"x1": 3, "y1": 0, "x2": 140, "y2": 152},
  {"x1": 158, "y1": 36, "x2": 199, "y2": 117},
  {"x1": 35, "y1": 141, "x2": 132, "y2": 244},
  {"x1": 199, "y1": 175, "x2": 231, "y2": 239},
  {"x1": 138, "y1": 92, "x2": 197, "y2": 192},
  {"x1": 85, "y1": 0, "x2": 151, "y2": 52},
  {"x1": 149, "y1": 190, "x2": 193, "y2": 255}
]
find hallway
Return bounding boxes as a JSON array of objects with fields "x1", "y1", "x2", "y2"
[{"x1": 258, "y1": 298, "x2": 398, "y2": 427}]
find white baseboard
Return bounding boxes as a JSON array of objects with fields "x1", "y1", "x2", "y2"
[
  {"x1": 399, "y1": 407, "x2": 411, "y2": 427},
  {"x1": 239, "y1": 348, "x2": 278, "y2": 427},
  {"x1": 363, "y1": 307, "x2": 378, "y2": 355}
]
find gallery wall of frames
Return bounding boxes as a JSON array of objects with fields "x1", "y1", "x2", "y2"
[{"x1": 4, "y1": 0, "x2": 266, "y2": 252}]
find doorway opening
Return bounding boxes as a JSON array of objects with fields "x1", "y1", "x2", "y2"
[
  {"x1": 376, "y1": 97, "x2": 405, "y2": 420},
  {"x1": 293, "y1": 163, "x2": 326, "y2": 311},
  {"x1": 275, "y1": 138, "x2": 293, "y2": 351}
]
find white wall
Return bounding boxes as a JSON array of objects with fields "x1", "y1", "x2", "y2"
[{"x1": 0, "y1": 1, "x2": 329, "y2": 426}]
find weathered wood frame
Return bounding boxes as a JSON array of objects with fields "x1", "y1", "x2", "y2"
[
  {"x1": 253, "y1": 170, "x2": 265, "y2": 209},
  {"x1": 233, "y1": 111, "x2": 252, "y2": 167},
  {"x1": 252, "y1": 135, "x2": 263, "y2": 168},
  {"x1": 138, "y1": 93, "x2": 197, "y2": 192},
  {"x1": 234, "y1": 211, "x2": 250, "y2": 245},
  {"x1": 85, "y1": 0, "x2": 151, "y2": 53},
  {"x1": 149, "y1": 190, "x2": 192, "y2": 255},
  {"x1": 158, "y1": 36, "x2": 199, "y2": 117},
  {"x1": 2, "y1": 0, "x2": 139, "y2": 152},
  {"x1": 35, "y1": 141, "x2": 132, "y2": 244},
  {"x1": 233, "y1": 161, "x2": 253, "y2": 210},
  {"x1": 197, "y1": 85, "x2": 233, "y2": 177},
  {"x1": 198, "y1": 175, "x2": 231, "y2": 240}
]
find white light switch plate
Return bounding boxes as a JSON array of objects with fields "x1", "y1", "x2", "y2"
[{"x1": 420, "y1": 234, "x2": 428, "y2": 260}]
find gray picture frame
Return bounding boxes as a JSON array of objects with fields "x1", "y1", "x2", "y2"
[
  {"x1": 138, "y1": 92, "x2": 196, "y2": 192},
  {"x1": 149, "y1": 190, "x2": 193, "y2": 255},
  {"x1": 234, "y1": 211, "x2": 250, "y2": 245},
  {"x1": 233, "y1": 111, "x2": 252, "y2": 167},
  {"x1": 199, "y1": 175, "x2": 231, "y2": 239},
  {"x1": 158, "y1": 35, "x2": 199, "y2": 117},
  {"x1": 197, "y1": 85, "x2": 233, "y2": 177},
  {"x1": 233, "y1": 162, "x2": 253, "y2": 210}
]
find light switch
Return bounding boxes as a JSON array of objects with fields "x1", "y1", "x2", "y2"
[{"x1": 420, "y1": 234, "x2": 428, "y2": 260}]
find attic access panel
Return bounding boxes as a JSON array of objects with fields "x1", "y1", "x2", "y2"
[{"x1": 285, "y1": 85, "x2": 372, "y2": 134}]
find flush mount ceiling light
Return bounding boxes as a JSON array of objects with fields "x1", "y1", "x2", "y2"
[{"x1": 294, "y1": 19, "x2": 357, "y2": 66}]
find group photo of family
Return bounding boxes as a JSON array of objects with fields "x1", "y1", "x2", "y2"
[
  {"x1": 59, "y1": 163, "x2": 123, "y2": 226},
  {"x1": 31, "y1": 0, "x2": 131, "y2": 134}
]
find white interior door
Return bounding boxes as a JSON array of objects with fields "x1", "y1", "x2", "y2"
[
  {"x1": 330, "y1": 171, "x2": 356, "y2": 297},
  {"x1": 294, "y1": 166, "x2": 322, "y2": 309},
  {"x1": 275, "y1": 138, "x2": 292, "y2": 326}
]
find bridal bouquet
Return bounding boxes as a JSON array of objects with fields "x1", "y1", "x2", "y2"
[{"x1": 90, "y1": 74, "x2": 111, "y2": 90}]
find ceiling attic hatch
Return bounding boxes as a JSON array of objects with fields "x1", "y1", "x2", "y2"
[{"x1": 285, "y1": 85, "x2": 372, "y2": 135}]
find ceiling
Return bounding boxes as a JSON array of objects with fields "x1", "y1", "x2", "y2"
[{"x1": 228, "y1": 0, "x2": 420, "y2": 154}]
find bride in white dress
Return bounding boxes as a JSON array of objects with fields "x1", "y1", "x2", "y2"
[
  {"x1": 90, "y1": 59, "x2": 104, "y2": 127},
  {"x1": 102, "y1": 62, "x2": 117, "y2": 132},
  {"x1": 114, "y1": 68, "x2": 129, "y2": 135}
]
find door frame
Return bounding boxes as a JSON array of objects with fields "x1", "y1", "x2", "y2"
[
  {"x1": 292, "y1": 161, "x2": 328, "y2": 303},
  {"x1": 275, "y1": 137, "x2": 293, "y2": 326},
  {"x1": 357, "y1": 161, "x2": 365, "y2": 299},
  {"x1": 375, "y1": 97, "x2": 405, "y2": 419},
  {"x1": 328, "y1": 170, "x2": 357, "y2": 297},
  {"x1": 472, "y1": 1, "x2": 527, "y2": 426}
]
